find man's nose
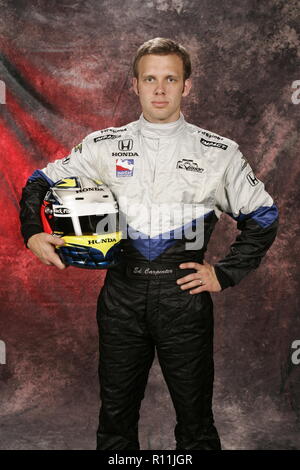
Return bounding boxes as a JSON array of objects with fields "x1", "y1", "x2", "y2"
[{"x1": 154, "y1": 82, "x2": 166, "y2": 94}]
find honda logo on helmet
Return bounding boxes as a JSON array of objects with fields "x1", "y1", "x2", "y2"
[{"x1": 118, "y1": 139, "x2": 133, "y2": 151}]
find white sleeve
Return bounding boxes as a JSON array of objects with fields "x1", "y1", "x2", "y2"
[
  {"x1": 215, "y1": 147, "x2": 274, "y2": 219},
  {"x1": 40, "y1": 137, "x2": 101, "y2": 184},
  {"x1": 214, "y1": 147, "x2": 279, "y2": 289}
]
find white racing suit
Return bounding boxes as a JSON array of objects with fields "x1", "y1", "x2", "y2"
[{"x1": 20, "y1": 113, "x2": 278, "y2": 449}]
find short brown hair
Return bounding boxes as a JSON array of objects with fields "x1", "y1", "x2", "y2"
[{"x1": 133, "y1": 37, "x2": 192, "y2": 81}]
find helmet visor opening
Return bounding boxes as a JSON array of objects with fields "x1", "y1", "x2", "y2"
[{"x1": 53, "y1": 214, "x2": 119, "y2": 236}]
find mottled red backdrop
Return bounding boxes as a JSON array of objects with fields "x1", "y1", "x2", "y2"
[{"x1": 0, "y1": 0, "x2": 299, "y2": 450}]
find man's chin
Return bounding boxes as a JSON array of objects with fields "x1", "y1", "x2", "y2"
[{"x1": 145, "y1": 109, "x2": 177, "y2": 123}]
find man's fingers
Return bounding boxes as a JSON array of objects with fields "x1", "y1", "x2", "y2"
[
  {"x1": 177, "y1": 261, "x2": 221, "y2": 294},
  {"x1": 27, "y1": 233, "x2": 66, "y2": 269},
  {"x1": 179, "y1": 279, "x2": 205, "y2": 290},
  {"x1": 47, "y1": 256, "x2": 66, "y2": 269},
  {"x1": 178, "y1": 280, "x2": 208, "y2": 294},
  {"x1": 189, "y1": 285, "x2": 207, "y2": 295},
  {"x1": 55, "y1": 261, "x2": 66, "y2": 270},
  {"x1": 42, "y1": 259, "x2": 52, "y2": 266},
  {"x1": 48, "y1": 235, "x2": 65, "y2": 246},
  {"x1": 179, "y1": 262, "x2": 202, "y2": 270},
  {"x1": 44, "y1": 248, "x2": 66, "y2": 269},
  {"x1": 177, "y1": 262, "x2": 207, "y2": 286},
  {"x1": 42, "y1": 258, "x2": 66, "y2": 269},
  {"x1": 177, "y1": 273, "x2": 200, "y2": 285},
  {"x1": 41, "y1": 239, "x2": 66, "y2": 269}
]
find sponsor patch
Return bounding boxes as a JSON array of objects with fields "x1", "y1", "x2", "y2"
[
  {"x1": 100, "y1": 127, "x2": 127, "y2": 134},
  {"x1": 62, "y1": 155, "x2": 71, "y2": 165},
  {"x1": 76, "y1": 187, "x2": 104, "y2": 193},
  {"x1": 54, "y1": 207, "x2": 71, "y2": 215},
  {"x1": 200, "y1": 138, "x2": 228, "y2": 150},
  {"x1": 94, "y1": 134, "x2": 121, "y2": 142},
  {"x1": 118, "y1": 139, "x2": 133, "y2": 151},
  {"x1": 176, "y1": 159, "x2": 205, "y2": 173},
  {"x1": 112, "y1": 152, "x2": 139, "y2": 157},
  {"x1": 88, "y1": 238, "x2": 117, "y2": 244},
  {"x1": 55, "y1": 177, "x2": 80, "y2": 188},
  {"x1": 247, "y1": 171, "x2": 259, "y2": 186},
  {"x1": 116, "y1": 158, "x2": 134, "y2": 177},
  {"x1": 199, "y1": 130, "x2": 224, "y2": 141},
  {"x1": 74, "y1": 142, "x2": 82, "y2": 153}
]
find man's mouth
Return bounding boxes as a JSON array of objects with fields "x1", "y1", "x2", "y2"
[{"x1": 152, "y1": 101, "x2": 169, "y2": 108}]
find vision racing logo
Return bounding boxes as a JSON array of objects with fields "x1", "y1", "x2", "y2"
[{"x1": 176, "y1": 159, "x2": 205, "y2": 173}]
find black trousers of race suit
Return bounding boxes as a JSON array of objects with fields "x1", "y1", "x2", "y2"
[{"x1": 96, "y1": 261, "x2": 221, "y2": 450}]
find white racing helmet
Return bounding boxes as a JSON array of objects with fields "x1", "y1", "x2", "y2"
[{"x1": 41, "y1": 176, "x2": 122, "y2": 269}]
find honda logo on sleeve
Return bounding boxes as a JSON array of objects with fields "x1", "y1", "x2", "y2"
[
  {"x1": 247, "y1": 171, "x2": 260, "y2": 186},
  {"x1": 118, "y1": 139, "x2": 133, "y2": 151}
]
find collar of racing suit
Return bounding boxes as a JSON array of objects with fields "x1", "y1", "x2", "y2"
[{"x1": 137, "y1": 112, "x2": 186, "y2": 138}]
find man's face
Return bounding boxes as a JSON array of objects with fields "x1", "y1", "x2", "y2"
[{"x1": 132, "y1": 53, "x2": 192, "y2": 123}]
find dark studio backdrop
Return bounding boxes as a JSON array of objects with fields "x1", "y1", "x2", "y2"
[{"x1": 0, "y1": 0, "x2": 299, "y2": 450}]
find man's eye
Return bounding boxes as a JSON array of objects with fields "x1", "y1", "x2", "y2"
[
  {"x1": 145, "y1": 77, "x2": 154, "y2": 82},
  {"x1": 168, "y1": 77, "x2": 176, "y2": 82}
]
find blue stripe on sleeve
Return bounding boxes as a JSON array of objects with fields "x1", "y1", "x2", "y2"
[
  {"x1": 28, "y1": 169, "x2": 55, "y2": 186},
  {"x1": 228, "y1": 204, "x2": 279, "y2": 228}
]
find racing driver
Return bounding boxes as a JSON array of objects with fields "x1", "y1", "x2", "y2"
[{"x1": 19, "y1": 37, "x2": 279, "y2": 450}]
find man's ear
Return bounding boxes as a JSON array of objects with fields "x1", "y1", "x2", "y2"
[
  {"x1": 182, "y1": 78, "x2": 192, "y2": 97},
  {"x1": 132, "y1": 77, "x2": 139, "y2": 96}
]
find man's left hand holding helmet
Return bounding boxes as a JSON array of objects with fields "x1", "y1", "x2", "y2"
[
  {"x1": 27, "y1": 232, "x2": 66, "y2": 269},
  {"x1": 25, "y1": 176, "x2": 122, "y2": 270}
]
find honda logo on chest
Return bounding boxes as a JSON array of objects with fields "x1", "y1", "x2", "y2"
[{"x1": 118, "y1": 139, "x2": 133, "y2": 151}]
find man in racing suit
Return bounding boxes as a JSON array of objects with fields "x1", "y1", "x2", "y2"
[{"x1": 19, "y1": 38, "x2": 279, "y2": 450}]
